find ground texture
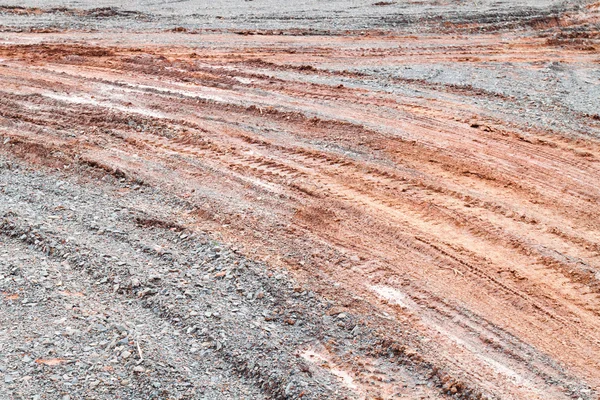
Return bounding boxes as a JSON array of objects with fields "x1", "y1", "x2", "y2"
[{"x1": 0, "y1": 1, "x2": 599, "y2": 399}]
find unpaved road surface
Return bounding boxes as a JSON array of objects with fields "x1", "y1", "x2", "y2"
[{"x1": 1, "y1": 1, "x2": 599, "y2": 399}]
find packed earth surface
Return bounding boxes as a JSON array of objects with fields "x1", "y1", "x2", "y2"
[{"x1": 0, "y1": 1, "x2": 599, "y2": 399}]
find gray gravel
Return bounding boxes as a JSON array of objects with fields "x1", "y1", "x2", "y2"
[
  {"x1": 0, "y1": 156, "x2": 350, "y2": 399},
  {"x1": 0, "y1": 155, "x2": 438, "y2": 399},
  {"x1": 0, "y1": 0, "x2": 588, "y2": 32}
]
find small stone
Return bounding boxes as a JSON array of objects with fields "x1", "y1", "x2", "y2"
[
  {"x1": 133, "y1": 366, "x2": 145, "y2": 373},
  {"x1": 92, "y1": 323, "x2": 107, "y2": 332},
  {"x1": 4, "y1": 375, "x2": 14, "y2": 383},
  {"x1": 64, "y1": 327, "x2": 80, "y2": 336},
  {"x1": 186, "y1": 326, "x2": 197, "y2": 334},
  {"x1": 121, "y1": 351, "x2": 131, "y2": 359},
  {"x1": 285, "y1": 382, "x2": 293, "y2": 396}
]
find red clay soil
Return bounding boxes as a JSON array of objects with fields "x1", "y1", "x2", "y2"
[{"x1": 0, "y1": 5, "x2": 599, "y2": 399}]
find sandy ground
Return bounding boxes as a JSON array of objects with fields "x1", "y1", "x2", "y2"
[{"x1": 0, "y1": 1, "x2": 599, "y2": 399}]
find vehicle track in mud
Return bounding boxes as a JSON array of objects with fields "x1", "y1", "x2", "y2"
[{"x1": 1, "y1": 2, "x2": 599, "y2": 399}]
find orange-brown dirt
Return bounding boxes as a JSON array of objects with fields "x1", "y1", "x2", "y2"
[{"x1": 1, "y1": 2, "x2": 599, "y2": 399}]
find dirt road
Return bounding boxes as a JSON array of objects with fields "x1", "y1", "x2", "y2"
[{"x1": 1, "y1": 1, "x2": 599, "y2": 399}]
